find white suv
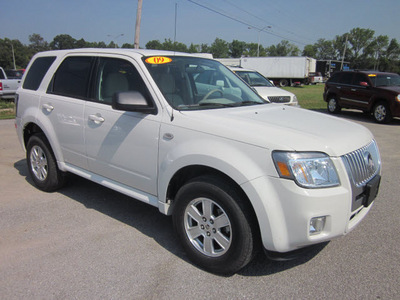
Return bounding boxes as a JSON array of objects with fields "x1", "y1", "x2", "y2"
[{"x1": 15, "y1": 49, "x2": 381, "y2": 274}]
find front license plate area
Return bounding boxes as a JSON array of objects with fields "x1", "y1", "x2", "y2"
[{"x1": 364, "y1": 175, "x2": 381, "y2": 207}]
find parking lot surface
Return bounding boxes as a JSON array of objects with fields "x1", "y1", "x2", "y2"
[{"x1": 1, "y1": 112, "x2": 399, "y2": 299}]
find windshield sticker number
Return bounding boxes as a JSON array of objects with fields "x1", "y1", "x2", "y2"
[{"x1": 145, "y1": 57, "x2": 172, "y2": 64}]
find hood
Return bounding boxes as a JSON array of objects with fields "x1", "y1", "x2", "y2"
[
  {"x1": 378, "y1": 86, "x2": 400, "y2": 93},
  {"x1": 253, "y1": 86, "x2": 295, "y2": 100},
  {"x1": 176, "y1": 105, "x2": 373, "y2": 157}
]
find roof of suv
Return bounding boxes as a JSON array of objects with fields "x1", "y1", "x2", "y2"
[
  {"x1": 32, "y1": 48, "x2": 204, "y2": 60},
  {"x1": 332, "y1": 70, "x2": 398, "y2": 76}
]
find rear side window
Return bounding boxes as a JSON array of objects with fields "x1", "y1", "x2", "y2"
[
  {"x1": 49, "y1": 56, "x2": 94, "y2": 99},
  {"x1": 338, "y1": 73, "x2": 353, "y2": 84},
  {"x1": 23, "y1": 56, "x2": 56, "y2": 90}
]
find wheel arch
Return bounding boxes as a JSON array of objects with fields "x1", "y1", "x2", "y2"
[
  {"x1": 22, "y1": 121, "x2": 65, "y2": 170},
  {"x1": 166, "y1": 165, "x2": 255, "y2": 216},
  {"x1": 369, "y1": 97, "x2": 388, "y2": 112}
]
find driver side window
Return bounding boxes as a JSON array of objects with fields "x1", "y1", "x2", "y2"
[{"x1": 95, "y1": 57, "x2": 149, "y2": 104}]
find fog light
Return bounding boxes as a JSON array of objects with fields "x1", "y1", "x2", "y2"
[{"x1": 309, "y1": 216, "x2": 326, "y2": 235}]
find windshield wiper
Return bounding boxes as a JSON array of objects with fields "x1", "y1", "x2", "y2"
[
  {"x1": 198, "y1": 102, "x2": 236, "y2": 107},
  {"x1": 235, "y1": 101, "x2": 265, "y2": 106}
]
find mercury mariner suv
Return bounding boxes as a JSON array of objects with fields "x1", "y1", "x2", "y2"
[{"x1": 15, "y1": 49, "x2": 381, "y2": 274}]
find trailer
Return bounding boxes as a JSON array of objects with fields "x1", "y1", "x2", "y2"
[
  {"x1": 238, "y1": 56, "x2": 317, "y2": 87},
  {"x1": 316, "y1": 60, "x2": 350, "y2": 80}
]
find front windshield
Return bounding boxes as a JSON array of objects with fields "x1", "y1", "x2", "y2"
[
  {"x1": 235, "y1": 70, "x2": 274, "y2": 87},
  {"x1": 370, "y1": 74, "x2": 400, "y2": 87},
  {"x1": 143, "y1": 56, "x2": 266, "y2": 110}
]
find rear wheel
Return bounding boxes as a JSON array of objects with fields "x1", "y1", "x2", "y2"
[
  {"x1": 327, "y1": 96, "x2": 341, "y2": 114},
  {"x1": 173, "y1": 176, "x2": 257, "y2": 274},
  {"x1": 373, "y1": 102, "x2": 392, "y2": 123},
  {"x1": 26, "y1": 133, "x2": 66, "y2": 192},
  {"x1": 279, "y1": 79, "x2": 289, "y2": 87}
]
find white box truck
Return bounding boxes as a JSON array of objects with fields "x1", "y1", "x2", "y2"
[{"x1": 239, "y1": 56, "x2": 317, "y2": 87}]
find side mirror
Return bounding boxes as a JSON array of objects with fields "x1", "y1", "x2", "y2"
[
  {"x1": 359, "y1": 81, "x2": 369, "y2": 87},
  {"x1": 112, "y1": 91, "x2": 157, "y2": 115}
]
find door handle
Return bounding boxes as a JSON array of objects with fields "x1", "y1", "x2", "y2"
[
  {"x1": 89, "y1": 114, "x2": 105, "y2": 124},
  {"x1": 42, "y1": 103, "x2": 54, "y2": 112}
]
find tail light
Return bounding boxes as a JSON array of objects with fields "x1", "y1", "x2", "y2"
[{"x1": 0, "y1": 82, "x2": 3, "y2": 91}]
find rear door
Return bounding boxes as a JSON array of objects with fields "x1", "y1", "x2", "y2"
[
  {"x1": 42, "y1": 55, "x2": 94, "y2": 169},
  {"x1": 84, "y1": 56, "x2": 160, "y2": 195}
]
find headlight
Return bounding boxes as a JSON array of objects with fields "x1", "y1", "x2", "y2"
[
  {"x1": 272, "y1": 151, "x2": 340, "y2": 188},
  {"x1": 396, "y1": 94, "x2": 400, "y2": 102},
  {"x1": 289, "y1": 95, "x2": 298, "y2": 106}
]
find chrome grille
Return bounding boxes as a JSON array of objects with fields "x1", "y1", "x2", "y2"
[
  {"x1": 268, "y1": 96, "x2": 290, "y2": 103},
  {"x1": 341, "y1": 140, "x2": 380, "y2": 187}
]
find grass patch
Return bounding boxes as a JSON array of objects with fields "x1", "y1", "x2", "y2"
[
  {"x1": 282, "y1": 84, "x2": 326, "y2": 110},
  {"x1": 0, "y1": 100, "x2": 15, "y2": 119}
]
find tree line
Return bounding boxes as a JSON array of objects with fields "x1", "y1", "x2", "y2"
[{"x1": 1, "y1": 28, "x2": 400, "y2": 73}]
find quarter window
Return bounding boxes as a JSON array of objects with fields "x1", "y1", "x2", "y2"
[
  {"x1": 23, "y1": 56, "x2": 56, "y2": 90},
  {"x1": 49, "y1": 56, "x2": 94, "y2": 99}
]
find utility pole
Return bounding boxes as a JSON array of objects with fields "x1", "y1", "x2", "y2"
[
  {"x1": 341, "y1": 34, "x2": 348, "y2": 71},
  {"x1": 134, "y1": 0, "x2": 143, "y2": 49}
]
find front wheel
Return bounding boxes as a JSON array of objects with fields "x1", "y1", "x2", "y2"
[
  {"x1": 26, "y1": 133, "x2": 66, "y2": 192},
  {"x1": 173, "y1": 176, "x2": 257, "y2": 274},
  {"x1": 373, "y1": 102, "x2": 392, "y2": 123}
]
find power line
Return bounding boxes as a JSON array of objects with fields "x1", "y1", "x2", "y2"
[
  {"x1": 187, "y1": 0, "x2": 308, "y2": 45},
  {"x1": 222, "y1": 0, "x2": 315, "y2": 43}
]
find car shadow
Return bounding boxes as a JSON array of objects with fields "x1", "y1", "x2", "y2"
[{"x1": 14, "y1": 159, "x2": 327, "y2": 277}]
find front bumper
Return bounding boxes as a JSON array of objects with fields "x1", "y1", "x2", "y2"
[{"x1": 241, "y1": 156, "x2": 379, "y2": 253}]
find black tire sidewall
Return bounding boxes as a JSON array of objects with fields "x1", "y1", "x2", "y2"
[
  {"x1": 26, "y1": 134, "x2": 65, "y2": 192},
  {"x1": 173, "y1": 177, "x2": 254, "y2": 274}
]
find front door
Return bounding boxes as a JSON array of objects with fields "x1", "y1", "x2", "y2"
[{"x1": 84, "y1": 57, "x2": 160, "y2": 195}]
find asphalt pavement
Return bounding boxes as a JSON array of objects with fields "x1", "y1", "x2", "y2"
[{"x1": 1, "y1": 111, "x2": 399, "y2": 299}]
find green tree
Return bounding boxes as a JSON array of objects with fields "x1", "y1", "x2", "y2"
[
  {"x1": 28, "y1": 33, "x2": 49, "y2": 54},
  {"x1": 302, "y1": 44, "x2": 317, "y2": 58},
  {"x1": 243, "y1": 42, "x2": 265, "y2": 57},
  {"x1": 121, "y1": 43, "x2": 135, "y2": 48},
  {"x1": 266, "y1": 40, "x2": 299, "y2": 56},
  {"x1": 200, "y1": 43, "x2": 210, "y2": 53},
  {"x1": 229, "y1": 40, "x2": 246, "y2": 58},
  {"x1": 145, "y1": 40, "x2": 163, "y2": 50},
  {"x1": 50, "y1": 34, "x2": 77, "y2": 50},
  {"x1": 210, "y1": 38, "x2": 229, "y2": 58},
  {"x1": 188, "y1": 43, "x2": 199, "y2": 53},
  {"x1": 312, "y1": 38, "x2": 336, "y2": 59},
  {"x1": 346, "y1": 28, "x2": 375, "y2": 68}
]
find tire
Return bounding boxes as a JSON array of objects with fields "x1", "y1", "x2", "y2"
[
  {"x1": 279, "y1": 79, "x2": 289, "y2": 87},
  {"x1": 172, "y1": 176, "x2": 257, "y2": 274},
  {"x1": 327, "y1": 96, "x2": 341, "y2": 114},
  {"x1": 373, "y1": 102, "x2": 392, "y2": 124},
  {"x1": 26, "y1": 133, "x2": 66, "y2": 192}
]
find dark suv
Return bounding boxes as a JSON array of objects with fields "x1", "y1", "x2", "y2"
[{"x1": 323, "y1": 70, "x2": 400, "y2": 123}]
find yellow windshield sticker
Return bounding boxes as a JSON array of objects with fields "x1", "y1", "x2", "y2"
[
  {"x1": 145, "y1": 57, "x2": 172, "y2": 64},
  {"x1": 368, "y1": 74, "x2": 377, "y2": 77}
]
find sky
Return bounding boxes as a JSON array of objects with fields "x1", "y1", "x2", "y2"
[{"x1": 2, "y1": 0, "x2": 400, "y2": 50}]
